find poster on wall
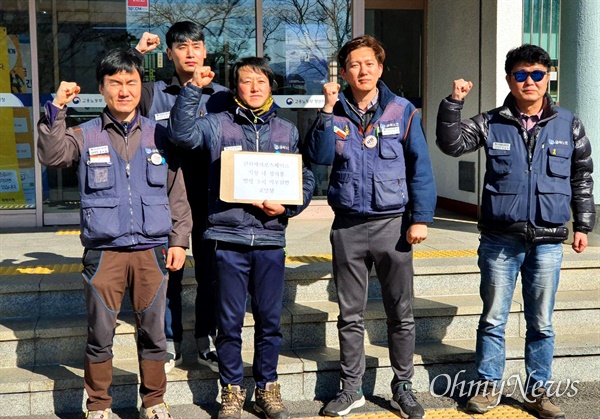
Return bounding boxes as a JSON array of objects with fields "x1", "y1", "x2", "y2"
[
  {"x1": 127, "y1": 0, "x2": 149, "y2": 12},
  {"x1": 0, "y1": 27, "x2": 35, "y2": 209}
]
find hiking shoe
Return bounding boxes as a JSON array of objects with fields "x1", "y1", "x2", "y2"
[
  {"x1": 139, "y1": 403, "x2": 172, "y2": 419},
  {"x1": 254, "y1": 382, "x2": 289, "y2": 419},
  {"x1": 523, "y1": 387, "x2": 566, "y2": 419},
  {"x1": 391, "y1": 383, "x2": 425, "y2": 419},
  {"x1": 322, "y1": 388, "x2": 365, "y2": 416},
  {"x1": 218, "y1": 384, "x2": 246, "y2": 419},
  {"x1": 164, "y1": 352, "x2": 183, "y2": 373},
  {"x1": 466, "y1": 381, "x2": 501, "y2": 413},
  {"x1": 86, "y1": 408, "x2": 112, "y2": 419},
  {"x1": 198, "y1": 350, "x2": 219, "y2": 372}
]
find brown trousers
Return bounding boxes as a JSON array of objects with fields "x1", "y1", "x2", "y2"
[{"x1": 82, "y1": 245, "x2": 168, "y2": 411}]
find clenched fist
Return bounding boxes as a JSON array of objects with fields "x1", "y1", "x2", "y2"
[
  {"x1": 135, "y1": 32, "x2": 161, "y2": 54},
  {"x1": 190, "y1": 66, "x2": 215, "y2": 88},
  {"x1": 53, "y1": 82, "x2": 81, "y2": 108},
  {"x1": 322, "y1": 82, "x2": 341, "y2": 113},
  {"x1": 452, "y1": 79, "x2": 473, "y2": 101}
]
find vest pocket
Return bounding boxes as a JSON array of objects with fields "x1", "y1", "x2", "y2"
[
  {"x1": 327, "y1": 171, "x2": 354, "y2": 209},
  {"x1": 81, "y1": 197, "x2": 120, "y2": 240},
  {"x1": 546, "y1": 147, "x2": 571, "y2": 178},
  {"x1": 335, "y1": 137, "x2": 350, "y2": 160},
  {"x1": 147, "y1": 160, "x2": 168, "y2": 186},
  {"x1": 488, "y1": 148, "x2": 512, "y2": 175},
  {"x1": 87, "y1": 163, "x2": 115, "y2": 190},
  {"x1": 536, "y1": 178, "x2": 571, "y2": 224},
  {"x1": 379, "y1": 135, "x2": 400, "y2": 159},
  {"x1": 483, "y1": 180, "x2": 526, "y2": 221},
  {"x1": 141, "y1": 195, "x2": 172, "y2": 237},
  {"x1": 373, "y1": 172, "x2": 407, "y2": 211}
]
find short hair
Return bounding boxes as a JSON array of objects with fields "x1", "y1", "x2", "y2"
[
  {"x1": 505, "y1": 44, "x2": 552, "y2": 74},
  {"x1": 230, "y1": 57, "x2": 275, "y2": 91},
  {"x1": 338, "y1": 35, "x2": 386, "y2": 69},
  {"x1": 96, "y1": 49, "x2": 144, "y2": 86},
  {"x1": 166, "y1": 21, "x2": 205, "y2": 49}
]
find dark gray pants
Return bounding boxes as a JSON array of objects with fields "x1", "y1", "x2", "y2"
[{"x1": 331, "y1": 214, "x2": 415, "y2": 392}]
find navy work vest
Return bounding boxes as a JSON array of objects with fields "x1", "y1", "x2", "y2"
[
  {"x1": 206, "y1": 111, "x2": 293, "y2": 233},
  {"x1": 329, "y1": 98, "x2": 410, "y2": 215},
  {"x1": 77, "y1": 117, "x2": 172, "y2": 249},
  {"x1": 482, "y1": 106, "x2": 574, "y2": 227}
]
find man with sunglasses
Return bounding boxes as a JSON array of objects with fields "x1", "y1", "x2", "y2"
[{"x1": 436, "y1": 44, "x2": 595, "y2": 418}]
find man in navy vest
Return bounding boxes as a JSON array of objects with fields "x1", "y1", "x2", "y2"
[
  {"x1": 305, "y1": 35, "x2": 436, "y2": 419},
  {"x1": 38, "y1": 49, "x2": 191, "y2": 419},
  {"x1": 132, "y1": 21, "x2": 231, "y2": 373},
  {"x1": 169, "y1": 57, "x2": 314, "y2": 419},
  {"x1": 436, "y1": 44, "x2": 595, "y2": 419}
]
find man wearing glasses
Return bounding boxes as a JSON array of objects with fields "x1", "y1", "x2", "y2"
[{"x1": 436, "y1": 44, "x2": 595, "y2": 418}]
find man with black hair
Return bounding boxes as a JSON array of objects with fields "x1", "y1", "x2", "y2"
[
  {"x1": 169, "y1": 57, "x2": 314, "y2": 419},
  {"x1": 37, "y1": 48, "x2": 191, "y2": 419},
  {"x1": 437, "y1": 44, "x2": 595, "y2": 418},
  {"x1": 133, "y1": 21, "x2": 230, "y2": 373}
]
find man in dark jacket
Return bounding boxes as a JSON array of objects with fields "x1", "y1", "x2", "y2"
[
  {"x1": 305, "y1": 35, "x2": 436, "y2": 419},
  {"x1": 37, "y1": 49, "x2": 191, "y2": 419},
  {"x1": 132, "y1": 22, "x2": 231, "y2": 373},
  {"x1": 169, "y1": 57, "x2": 314, "y2": 419},
  {"x1": 436, "y1": 44, "x2": 595, "y2": 419}
]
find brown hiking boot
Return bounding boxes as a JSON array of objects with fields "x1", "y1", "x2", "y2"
[
  {"x1": 218, "y1": 384, "x2": 246, "y2": 419},
  {"x1": 466, "y1": 381, "x2": 502, "y2": 413},
  {"x1": 254, "y1": 382, "x2": 289, "y2": 419},
  {"x1": 524, "y1": 388, "x2": 566, "y2": 419}
]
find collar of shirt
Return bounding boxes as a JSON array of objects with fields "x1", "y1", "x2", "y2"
[
  {"x1": 517, "y1": 100, "x2": 544, "y2": 132},
  {"x1": 356, "y1": 88, "x2": 379, "y2": 116}
]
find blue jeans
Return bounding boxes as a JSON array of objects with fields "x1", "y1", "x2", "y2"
[{"x1": 476, "y1": 233, "x2": 562, "y2": 391}]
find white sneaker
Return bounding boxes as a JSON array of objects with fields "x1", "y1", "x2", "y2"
[
  {"x1": 86, "y1": 408, "x2": 112, "y2": 419},
  {"x1": 165, "y1": 352, "x2": 183, "y2": 373},
  {"x1": 139, "y1": 402, "x2": 172, "y2": 419}
]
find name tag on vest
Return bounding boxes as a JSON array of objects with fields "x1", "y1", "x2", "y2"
[
  {"x1": 492, "y1": 142, "x2": 511, "y2": 151},
  {"x1": 154, "y1": 111, "x2": 170, "y2": 121},
  {"x1": 89, "y1": 145, "x2": 109, "y2": 155},
  {"x1": 381, "y1": 123, "x2": 400, "y2": 136}
]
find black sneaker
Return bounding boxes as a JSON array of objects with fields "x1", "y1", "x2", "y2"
[
  {"x1": 322, "y1": 388, "x2": 365, "y2": 416},
  {"x1": 198, "y1": 350, "x2": 219, "y2": 372},
  {"x1": 391, "y1": 383, "x2": 425, "y2": 419}
]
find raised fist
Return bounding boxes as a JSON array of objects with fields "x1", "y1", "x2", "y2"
[
  {"x1": 135, "y1": 32, "x2": 161, "y2": 54},
  {"x1": 452, "y1": 79, "x2": 473, "y2": 101},
  {"x1": 190, "y1": 66, "x2": 215, "y2": 88},
  {"x1": 322, "y1": 82, "x2": 340, "y2": 113},
  {"x1": 53, "y1": 82, "x2": 81, "y2": 108}
]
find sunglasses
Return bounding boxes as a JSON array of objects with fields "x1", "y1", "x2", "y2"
[{"x1": 511, "y1": 70, "x2": 548, "y2": 82}]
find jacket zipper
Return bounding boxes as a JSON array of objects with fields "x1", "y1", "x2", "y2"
[{"x1": 123, "y1": 124, "x2": 135, "y2": 246}]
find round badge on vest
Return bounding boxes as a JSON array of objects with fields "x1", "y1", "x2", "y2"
[
  {"x1": 150, "y1": 153, "x2": 163, "y2": 165},
  {"x1": 364, "y1": 135, "x2": 378, "y2": 148}
]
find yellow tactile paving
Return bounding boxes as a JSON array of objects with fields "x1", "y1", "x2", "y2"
[
  {"x1": 55, "y1": 229, "x2": 80, "y2": 235},
  {"x1": 297, "y1": 405, "x2": 535, "y2": 418},
  {"x1": 0, "y1": 249, "x2": 482, "y2": 275}
]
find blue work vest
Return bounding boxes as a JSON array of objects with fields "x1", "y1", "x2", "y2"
[
  {"x1": 206, "y1": 111, "x2": 293, "y2": 235},
  {"x1": 329, "y1": 98, "x2": 410, "y2": 215},
  {"x1": 482, "y1": 106, "x2": 574, "y2": 227},
  {"x1": 77, "y1": 117, "x2": 172, "y2": 249}
]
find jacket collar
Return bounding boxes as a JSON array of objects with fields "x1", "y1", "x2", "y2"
[
  {"x1": 339, "y1": 80, "x2": 396, "y2": 125},
  {"x1": 163, "y1": 74, "x2": 216, "y2": 95},
  {"x1": 500, "y1": 92, "x2": 557, "y2": 123},
  {"x1": 101, "y1": 108, "x2": 141, "y2": 134}
]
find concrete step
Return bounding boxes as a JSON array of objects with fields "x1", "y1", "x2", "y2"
[
  {"x1": 1, "y1": 258, "x2": 598, "y2": 318},
  {"x1": 1, "y1": 291, "x2": 597, "y2": 369},
  {"x1": 1, "y1": 334, "x2": 598, "y2": 417}
]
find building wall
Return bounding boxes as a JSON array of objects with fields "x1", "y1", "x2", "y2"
[{"x1": 425, "y1": 0, "x2": 522, "y2": 210}]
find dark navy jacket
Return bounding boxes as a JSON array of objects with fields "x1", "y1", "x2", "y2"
[
  {"x1": 436, "y1": 93, "x2": 595, "y2": 239},
  {"x1": 168, "y1": 83, "x2": 315, "y2": 247},
  {"x1": 306, "y1": 81, "x2": 436, "y2": 222},
  {"x1": 78, "y1": 117, "x2": 172, "y2": 249}
]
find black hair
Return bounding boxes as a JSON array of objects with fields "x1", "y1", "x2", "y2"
[
  {"x1": 166, "y1": 21, "x2": 205, "y2": 49},
  {"x1": 229, "y1": 57, "x2": 275, "y2": 92},
  {"x1": 338, "y1": 35, "x2": 385, "y2": 69},
  {"x1": 505, "y1": 44, "x2": 551, "y2": 74},
  {"x1": 96, "y1": 49, "x2": 144, "y2": 86}
]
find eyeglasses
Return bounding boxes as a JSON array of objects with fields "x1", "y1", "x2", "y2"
[{"x1": 511, "y1": 70, "x2": 548, "y2": 82}]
